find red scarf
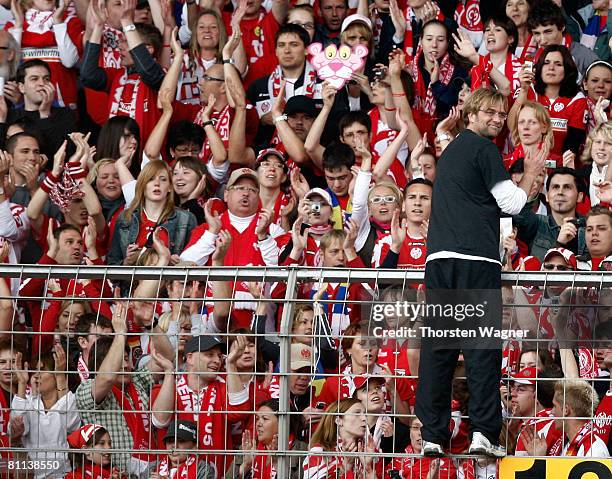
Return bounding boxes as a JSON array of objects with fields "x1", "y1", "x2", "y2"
[
  {"x1": 78, "y1": 354, "x2": 89, "y2": 382},
  {"x1": 454, "y1": 0, "x2": 483, "y2": 33},
  {"x1": 68, "y1": 464, "x2": 112, "y2": 479},
  {"x1": 157, "y1": 454, "x2": 199, "y2": 478},
  {"x1": 111, "y1": 383, "x2": 151, "y2": 460},
  {"x1": 403, "y1": 4, "x2": 443, "y2": 58},
  {"x1": 195, "y1": 105, "x2": 232, "y2": 163},
  {"x1": 471, "y1": 52, "x2": 521, "y2": 94},
  {"x1": 549, "y1": 420, "x2": 594, "y2": 456},
  {"x1": 175, "y1": 375, "x2": 219, "y2": 449},
  {"x1": 410, "y1": 47, "x2": 455, "y2": 116},
  {"x1": 102, "y1": 26, "x2": 124, "y2": 68}
]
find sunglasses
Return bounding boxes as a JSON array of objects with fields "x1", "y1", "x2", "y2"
[{"x1": 542, "y1": 264, "x2": 573, "y2": 271}]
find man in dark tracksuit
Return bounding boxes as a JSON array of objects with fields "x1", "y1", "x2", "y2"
[{"x1": 415, "y1": 88, "x2": 545, "y2": 457}]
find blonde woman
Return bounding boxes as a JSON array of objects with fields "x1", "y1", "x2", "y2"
[
  {"x1": 88, "y1": 159, "x2": 124, "y2": 221},
  {"x1": 107, "y1": 160, "x2": 197, "y2": 265},
  {"x1": 580, "y1": 121, "x2": 612, "y2": 206}
]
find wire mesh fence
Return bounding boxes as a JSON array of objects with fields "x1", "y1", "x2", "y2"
[{"x1": 0, "y1": 265, "x2": 609, "y2": 478}]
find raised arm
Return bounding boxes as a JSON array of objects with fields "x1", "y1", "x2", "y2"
[
  {"x1": 372, "y1": 112, "x2": 409, "y2": 182},
  {"x1": 508, "y1": 65, "x2": 533, "y2": 136},
  {"x1": 80, "y1": 0, "x2": 109, "y2": 91},
  {"x1": 210, "y1": 230, "x2": 232, "y2": 332},
  {"x1": 271, "y1": 81, "x2": 310, "y2": 165},
  {"x1": 51, "y1": 1, "x2": 80, "y2": 68},
  {"x1": 201, "y1": 94, "x2": 228, "y2": 166},
  {"x1": 92, "y1": 300, "x2": 127, "y2": 404},
  {"x1": 388, "y1": 49, "x2": 420, "y2": 150},
  {"x1": 271, "y1": 0, "x2": 289, "y2": 25},
  {"x1": 27, "y1": 141, "x2": 67, "y2": 235},
  {"x1": 304, "y1": 82, "x2": 336, "y2": 169},
  {"x1": 145, "y1": 88, "x2": 174, "y2": 161}
]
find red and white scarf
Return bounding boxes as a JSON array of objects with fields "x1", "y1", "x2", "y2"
[
  {"x1": 471, "y1": 52, "x2": 521, "y2": 94},
  {"x1": 24, "y1": 2, "x2": 77, "y2": 34},
  {"x1": 109, "y1": 72, "x2": 141, "y2": 120},
  {"x1": 157, "y1": 454, "x2": 199, "y2": 479},
  {"x1": 175, "y1": 374, "x2": 218, "y2": 448},
  {"x1": 102, "y1": 26, "x2": 124, "y2": 69},
  {"x1": 195, "y1": 105, "x2": 232, "y2": 163},
  {"x1": 111, "y1": 383, "x2": 151, "y2": 460},
  {"x1": 268, "y1": 62, "x2": 318, "y2": 100},
  {"x1": 403, "y1": 4, "x2": 443, "y2": 58},
  {"x1": 410, "y1": 47, "x2": 455, "y2": 115},
  {"x1": 77, "y1": 354, "x2": 89, "y2": 382},
  {"x1": 549, "y1": 420, "x2": 594, "y2": 456},
  {"x1": 454, "y1": 0, "x2": 483, "y2": 33},
  {"x1": 520, "y1": 32, "x2": 573, "y2": 63}
]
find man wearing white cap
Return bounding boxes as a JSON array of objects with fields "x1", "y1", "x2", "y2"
[{"x1": 180, "y1": 168, "x2": 285, "y2": 329}]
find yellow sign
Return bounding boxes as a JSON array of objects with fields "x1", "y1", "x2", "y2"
[{"x1": 500, "y1": 457, "x2": 612, "y2": 479}]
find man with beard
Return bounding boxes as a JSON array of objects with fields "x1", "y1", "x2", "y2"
[
  {"x1": 514, "y1": 167, "x2": 588, "y2": 261},
  {"x1": 415, "y1": 87, "x2": 545, "y2": 458}
]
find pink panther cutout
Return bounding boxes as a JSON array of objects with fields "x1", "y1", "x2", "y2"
[{"x1": 308, "y1": 43, "x2": 368, "y2": 89}]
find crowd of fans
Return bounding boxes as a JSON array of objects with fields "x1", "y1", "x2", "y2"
[{"x1": 0, "y1": 0, "x2": 605, "y2": 475}]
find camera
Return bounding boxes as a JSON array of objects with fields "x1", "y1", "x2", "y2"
[
  {"x1": 310, "y1": 202, "x2": 321, "y2": 213},
  {"x1": 569, "y1": 217, "x2": 586, "y2": 228}
]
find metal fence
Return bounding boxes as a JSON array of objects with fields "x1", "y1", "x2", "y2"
[{"x1": 2, "y1": 265, "x2": 612, "y2": 478}]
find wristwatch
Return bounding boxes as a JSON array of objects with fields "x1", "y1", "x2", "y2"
[
  {"x1": 273, "y1": 114, "x2": 288, "y2": 124},
  {"x1": 436, "y1": 131, "x2": 452, "y2": 143},
  {"x1": 122, "y1": 24, "x2": 136, "y2": 33},
  {"x1": 223, "y1": 58, "x2": 235, "y2": 65}
]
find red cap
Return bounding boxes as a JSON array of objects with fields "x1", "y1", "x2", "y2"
[
  {"x1": 67, "y1": 424, "x2": 106, "y2": 449},
  {"x1": 352, "y1": 374, "x2": 386, "y2": 392},
  {"x1": 512, "y1": 367, "x2": 539, "y2": 385},
  {"x1": 542, "y1": 247, "x2": 577, "y2": 270}
]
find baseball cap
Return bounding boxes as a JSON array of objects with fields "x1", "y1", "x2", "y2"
[
  {"x1": 511, "y1": 367, "x2": 539, "y2": 385},
  {"x1": 291, "y1": 343, "x2": 313, "y2": 370},
  {"x1": 542, "y1": 247, "x2": 577, "y2": 270},
  {"x1": 68, "y1": 424, "x2": 107, "y2": 449},
  {"x1": 352, "y1": 374, "x2": 385, "y2": 392},
  {"x1": 284, "y1": 95, "x2": 323, "y2": 118},
  {"x1": 163, "y1": 420, "x2": 198, "y2": 443},
  {"x1": 305, "y1": 187, "x2": 332, "y2": 206},
  {"x1": 227, "y1": 168, "x2": 259, "y2": 189},
  {"x1": 341, "y1": 13, "x2": 372, "y2": 34},
  {"x1": 184, "y1": 335, "x2": 226, "y2": 354},
  {"x1": 255, "y1": 148, "x2": 286, "y2": 166}
]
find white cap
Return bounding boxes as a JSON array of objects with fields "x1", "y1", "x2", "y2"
[{"x1": 341, "y1": 13, "x2": 372, "y2": 34}]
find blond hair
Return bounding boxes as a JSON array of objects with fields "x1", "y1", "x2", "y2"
[
  {"x1": 554, "y1": 379, "x2": 599, "y2": 419},
  {"x1": 88, "y1": 159, "x2": 116, "y2": 185},
  {"x1": 368, "y1": 181, "x2": 403, "y2": 206},
  {"x1": 581, "y1": 120, "x2": 612, "y2": 166},
  {"x1": 189, "y1": 9, "x2": 227, "y2": 65},
  {"x1": 511, "y1": 101, "x2": 554, "y2": 153},
  {"x1": 319, "y1": 230, "x2": 346, "y2": 252},
  {"x1": 124, "y1": 160, "x2": 175, "y2": 224}
]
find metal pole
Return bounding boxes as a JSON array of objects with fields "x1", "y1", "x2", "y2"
[{"x1": 277, "y1": 266, "x2": 298, "y2": 476}]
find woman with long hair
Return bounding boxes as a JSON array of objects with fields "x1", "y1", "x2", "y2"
[
  {"x1": 504, "y1": 0, "x2": 535, "y2": 60},
  {"x1": 455, "y1": 14, "x2": 521, "y2": 97},
  {"x1": 579, "y1": 121, "x2": 612, "y2": 206},
  {"x1": 303, "y1": 398, "x2": 379, "y2": 478},
  {"x1": 172, "y1": 156, "x2": 211, "y2": 224},
  {"x1": 175, "y1": 8, "x2": 246, "y2": 105},
  {"x1": 409, "y1": 20, "x2": 469, "y2": 142},
  {"x1": 107, "y1": 160, "x2": 197, "y2": 265},
  {"x1": 510, "y1": 44, "x2": 587, "y2": 158}
]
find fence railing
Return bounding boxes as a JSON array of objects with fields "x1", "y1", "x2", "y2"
[{"x1": 3, "y1": 265, "x2": 612, "y2": 478}]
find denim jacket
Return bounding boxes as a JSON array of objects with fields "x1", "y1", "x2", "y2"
[
  {"x1": 513, "y1": 201, "x2": 587, "y2": 261},
  {"x1": 107, "y1": 206, "x2": 197, "y2": 265}
]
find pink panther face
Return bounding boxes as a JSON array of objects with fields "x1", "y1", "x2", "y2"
[{"x1": 307, "y1": 43, "x2": 368, "y2": 89}]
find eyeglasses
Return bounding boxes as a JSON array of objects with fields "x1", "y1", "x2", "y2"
[
  {"x1": 370, "y1": 195, "x2": 397, "y2": 204},
  {"x1": 542, "y1": 264, "x2": 573, "y2": 271},
  {"x1": 259, "y1": 160, "x2": 284, "y2": 170},
  {"x1": 289, "y1": 21, "x2": 315, "y2": 30},
  {"x1": 231, "y1": 185, "x2": 259, "y2": 194},
  {"x1": 201, "y1": 75, "x2": 224, "y2": 82},
  {"x1": 479, "y1": 109, "x2": 508, "y2": 120},
  {"x1": 174, "y1": 145, "x2": 200, "y2": 155}
]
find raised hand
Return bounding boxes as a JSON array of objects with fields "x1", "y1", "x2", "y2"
[
  {"x1": 290, "y1": 168, "x2": 310, "y2": 199},
  {"x1": 452, "y1": 31, "x2": 479, "y2": 64},
  {"x1": 389, "y1": 0, "x2": 405, "y2": 42},
  {"x1": 157, "y1": 87, "x2": 175, "y2": 114},
  {"x1": 83, "y1": 215, "x2": 98, "y2": 252},
  {"x1": 170, "y1": 26, "x2": 182, "y2": 57},
  {"x1": 227, "y1": 334, "x2": 248, "y2": 365},
  {"x1": 90, "y1": 0, "x2": 108, "y2": 27},
  {"x1": 388, "y1": 48, "x2": 406, "y2": 78},
  {"x1": 436, "y1": 106, "x2": 460, "y2": 135},
  {"x1": 151, "y1": 228, "x2": 171, "y2": 265},
  {"x1": 211, "y1": 229, "x2": 232, "y2": 265},
  {"x1": 46, "y1": 219, "x2": 59, "y2": 259},
  {"x1": 343, "y1": 218, "x2": 359, "y2": 251},
  {"x1": 119, "y1": 0, "x2": 136, "y2": 25},
  {"x1": 223, "y1": 28, "x2": 242, "y2": 60},
  {"x1": 271, "y1": 79, "x2": 286, "y2": 118},
  {"x1": 38, "y1": 83, "x2": 56, "y2": 119},
  {"x1": 562, "y1": 149, "x2": 575, "y2": 169},
  {"x1": 202, "y1": 94, "x2": 217, "y2": 121},
  {"x1": 204, "y1": 199, "x2": 222, "y2": 234},
  {"x1": 10, "y1": 0, "x2": 24, "y2": 28},
  {"x1": 53, "y1": 342, "x2": 67, "y2": 373},
  {"x1": 390, "y1": 209, "x2": 406, "y2": 252},
  {"x1": 111, "y1": 292, "x2": 128, "y2": 334},
  {"x1": 52, "y1": 0, "x2": 69, "y2": 24},
  {"x1": 321, "y1": 81, "x2": 337, "y2": 108},
  {"x1": 291, "y1": 217, "x2": 309, "y2": 253},
  {"x1": 52, "y1": 140, "x2": 67, "y2": 177},
  {"x1": 256, "y1": 208, "x2": 274, "y2": 241},
  {"x1": 151, "y1": 348, "x2": 174, "y2": 372},
  {"x1": 14, "y1": 352, "x2": 29, "y2": 386}
]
